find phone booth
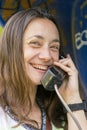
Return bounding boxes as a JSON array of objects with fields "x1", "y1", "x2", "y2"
[
  {"x1": 72, "y1": 0, "x2": 87, "y2": 98},
  {"x1": 0, "y1": 0, "x2": 87, "y2": 97}
]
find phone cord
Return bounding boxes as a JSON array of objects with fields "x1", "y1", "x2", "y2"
[{"x1": 54, "y1": 84, "x2": 82, "y2": 130}]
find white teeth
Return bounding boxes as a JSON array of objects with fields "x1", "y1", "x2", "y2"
[{"x1": 32, "y1": 64, "x2": 48, "y2": 70}]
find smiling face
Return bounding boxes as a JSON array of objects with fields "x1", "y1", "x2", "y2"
[{"x1": 23, "y1": 18, "x2": 60, "y2": 85}]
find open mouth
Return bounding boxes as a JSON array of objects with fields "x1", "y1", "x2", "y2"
[{"x1": 31, "y1": 63, "x2": 49, "y2": 71}]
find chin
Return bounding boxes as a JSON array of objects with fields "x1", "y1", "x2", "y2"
[{"x1": 32, "y1": 80, "x2": 41, "y2": 86}]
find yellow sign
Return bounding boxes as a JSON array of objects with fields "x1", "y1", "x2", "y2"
[{"x1": 0, "y1": 26, "x2": 3, "y2": 37}]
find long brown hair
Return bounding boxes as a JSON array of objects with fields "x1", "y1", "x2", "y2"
[{"x1": 0, "y1": 7, "x2": 67, "y2": 129}]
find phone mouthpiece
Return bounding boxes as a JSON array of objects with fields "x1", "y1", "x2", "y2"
[{"x1": 41, "y1": 66, "x2": 67, "y2": 91}]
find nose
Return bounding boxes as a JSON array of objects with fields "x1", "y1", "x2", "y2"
[{"x1": 39, "y1": 47, "x2": 51, "y2": 61}]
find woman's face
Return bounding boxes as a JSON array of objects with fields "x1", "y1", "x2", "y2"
[{"x1": 23, "y1": 18, "x2": 60, "y2": 85}]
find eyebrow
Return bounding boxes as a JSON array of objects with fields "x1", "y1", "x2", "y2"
[{"x1": 28, "y1": 35, "x2": 60, "y2": 43}]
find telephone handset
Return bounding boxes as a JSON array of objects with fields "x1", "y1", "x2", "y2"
[{"x1": 41, "y1": 56, "x2": 67, "y2": 91}]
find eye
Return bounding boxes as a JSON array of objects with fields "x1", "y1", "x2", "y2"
[
  {"x1": 29, "y1": 41, "x2": 41, "y2": 47},
  {"x1": 50, "y1": 45, "x2": 59, "y2": 52}
]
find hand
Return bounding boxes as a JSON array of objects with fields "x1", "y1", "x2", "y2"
[{"x1": 53, "y1": 54, "x2": 82, "y2": 104}]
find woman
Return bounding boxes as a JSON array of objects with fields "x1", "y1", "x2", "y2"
[{"x1": 0, "y1": 7, "x2": 87, "y2": 130}]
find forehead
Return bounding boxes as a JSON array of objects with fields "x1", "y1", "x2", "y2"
[{"x1": 23, "y1": 18, "x2": 59, "y2": 40}]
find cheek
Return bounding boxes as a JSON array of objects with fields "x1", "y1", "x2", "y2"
[
  {"x1": 51, "y1": 52, "x2": 59, "y2": 61},
  {"x1": 23, "y1": 48, "x2": 36, "y2": 61}
]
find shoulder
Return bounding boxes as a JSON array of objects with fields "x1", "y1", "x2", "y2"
[
  {"x1": 0, "y1": 106, "x2": 8, "y2": 129},
  {"x1": 0, "y1": 106, "x2": 24, "y2": 130},
  {"x1": 0, "y1": 106, "x2": 6, "y2": 119},
  {"x1": 0, "y1": 106, "x2": 13, "y2": 129}
]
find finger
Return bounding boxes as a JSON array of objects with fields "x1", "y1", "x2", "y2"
[
  {"x1": 59, "y1": 56, "x2": 76, "y2": 70},
  {"x1": 54, "y1": 62, "x2": 73, "y2": 76}
]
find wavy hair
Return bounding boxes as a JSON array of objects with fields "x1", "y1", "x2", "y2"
[{"x1": 0, "y1": 7, "x2": 67, "y2": 129}]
